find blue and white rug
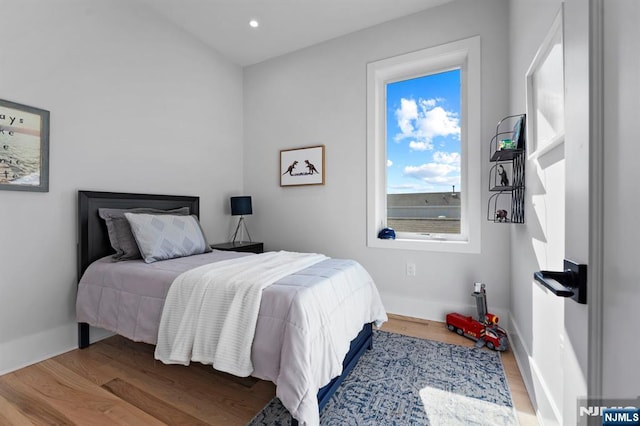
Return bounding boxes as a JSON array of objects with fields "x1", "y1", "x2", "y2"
[{"x1": 248, "y1": 330, "x2": 518, "y2": 425}]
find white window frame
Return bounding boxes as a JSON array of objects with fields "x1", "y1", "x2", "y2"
[{"x1": 366, "y1": 36, "x2": 481, "y2": 253}]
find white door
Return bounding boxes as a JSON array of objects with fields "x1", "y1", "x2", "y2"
[
  {"x1": 562, "y1": 1, "x2": 599, "y2": 424},
  {"x1": 526, "y1": 2, "x2": 597, "y2": 425}
]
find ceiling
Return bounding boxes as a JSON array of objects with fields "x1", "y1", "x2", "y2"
[{"x1": 135, "y1": 0, "x2": 453, "y2": 66}]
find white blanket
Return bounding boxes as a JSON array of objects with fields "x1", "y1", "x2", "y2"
[{"x1": 154, "y1": 251, "x2": 327, "y2": 376}]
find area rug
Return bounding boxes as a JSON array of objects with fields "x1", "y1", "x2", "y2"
[{"x1": 248, "y1": 330, "x2": 518, "y2": 425}]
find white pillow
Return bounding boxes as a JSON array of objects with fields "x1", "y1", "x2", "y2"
[{"x1": 124, "y1": 213, "x2": 211, "y2": 263}]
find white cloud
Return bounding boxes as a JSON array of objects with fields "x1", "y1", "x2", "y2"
[
  {"x1": 404, "y1": 163, "x2": 458, "y2": 178},
  {"x1": 394, "y1": 98, "x2": 460, "y2": 148},
  {"x1": 416, "y1": 106, "x2": 460, "y2": 141},
  {"x1": 395, "y1": 98, "x2": 418, "y2": 137},
  {"x1": 403, "y1": 152, "x2": 460, "y2": 186},
  {"x1": 387, "y1": 159, "x2": 393, "y2": 167},
  {"x1": 388, "y1": 183, "x2": 434, "y2": 193},
  {"x1": 409, "y1": 141, "x2": 433, "y2": 151},
  {"x1": 420, "y1": 98, "x2": 439, "y2": 109},
  {"x1": 389, "y1": 183, "x2": 423, "y2": 190},
  {"x1": 432, "y1": 151, "x2": 461, "y2": 165}
]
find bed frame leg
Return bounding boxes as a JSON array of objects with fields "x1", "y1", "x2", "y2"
[{"x1": 78, "y1": 322, "x2": 90, "y2": 349}]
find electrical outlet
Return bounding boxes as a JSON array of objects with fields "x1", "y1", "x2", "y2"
[{"x1": 406, "y1": 263, "x2": 416, "y2": 276}]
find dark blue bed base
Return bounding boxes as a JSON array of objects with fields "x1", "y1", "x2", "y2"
[
  {"x1": 290, "y1": 322, "x2": 373, "y2": 425},
  {"x1": 318, "y1": 322, "x2": 373, "y2": 410}
]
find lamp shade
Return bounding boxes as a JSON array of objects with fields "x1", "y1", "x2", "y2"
[{"x1": 230, "y1": 196, "x2": 252, "y2": 216}]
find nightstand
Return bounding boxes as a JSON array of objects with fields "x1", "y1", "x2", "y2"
[{"x1": 210, "y1": 241, "x2": 264, "y2": 254}]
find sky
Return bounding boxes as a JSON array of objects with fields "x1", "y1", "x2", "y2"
[{"x1": 386, "y1": 68, "x2": 461, "y2": 194}]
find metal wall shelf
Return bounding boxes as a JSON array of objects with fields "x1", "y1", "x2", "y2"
[{"x1": 487, "y1": 114, "x2": 526, "y2": 224}]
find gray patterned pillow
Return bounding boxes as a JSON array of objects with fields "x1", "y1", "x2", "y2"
[
  {"x1": 124, "y1": 213, "x2": 211, "y2": 263},
  {"x1": 98, "y1": 207, "x2": 190, "y2": 260}
]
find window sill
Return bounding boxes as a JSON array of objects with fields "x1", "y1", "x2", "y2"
[{"x1": 367, "y1": 236, "x2": 480, "y2": 254}]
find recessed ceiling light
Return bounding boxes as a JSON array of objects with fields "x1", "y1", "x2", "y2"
[{"x1": 249, "y1": 19, "x2": 259, "y2": 28}]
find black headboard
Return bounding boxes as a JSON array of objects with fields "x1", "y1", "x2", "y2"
[{"x1": 77, "y1": 191, "x2": 200, "y2": 279}]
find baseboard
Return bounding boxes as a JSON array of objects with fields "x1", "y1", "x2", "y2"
[
  {"x1": 0, "y1": 324, "x2": 77, "y2": 376},
  {"x1": 0, "y1": 323, "x2": 115, "y2": 376},
  {"x1": 380, "y1": 291, "x2": 511, "y2": 330},
  {"x1": 509, "y1": 314, "x2": 561, "y2": 426}
]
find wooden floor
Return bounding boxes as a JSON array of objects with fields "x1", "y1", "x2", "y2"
[{"x1": 0, "y1": 315, "x2": 538, "y2": 425}]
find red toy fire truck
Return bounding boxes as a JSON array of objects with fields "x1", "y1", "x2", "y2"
[{"x1": 446, "y1": 283, "x2": 508, "y2": 351}]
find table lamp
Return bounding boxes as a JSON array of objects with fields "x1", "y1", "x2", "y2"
[{"x1": 230, "y1": 196, "x2": 252, "y2": 243}]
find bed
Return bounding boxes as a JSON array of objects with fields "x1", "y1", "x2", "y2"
[{"x1": 75, "y1": 190, "x2": 387, "y2": 425}]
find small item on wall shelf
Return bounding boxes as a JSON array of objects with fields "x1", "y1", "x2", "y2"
[
  {"x1": 498, "y1": 138, "x2": 514, "y2": 151},
  {"x1": 496, "y1": 209, "x2": 508, "y2": 222},
  {"x1": 512, "y1": 115, "x2": 526, "y2": 149},
  {"x1": 280, "y1": 145, "x2": 325, "y2": 186},
  {"x1": 498, "y1": 165, "x2": 510, "y2": 187},
  {"x1": 0, "y1": 98, "x2": 50, "y2": 192}
]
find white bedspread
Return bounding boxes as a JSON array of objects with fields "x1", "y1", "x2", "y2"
[
  {"x1": 154, "y1": 251, "x2": 327, "y2": 377},
  {"x1": 78, "y1": 252, "x2": 387, "y2": 425}
]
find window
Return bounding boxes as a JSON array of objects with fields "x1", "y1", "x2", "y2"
[
  {"x1": 367, "y1": 37, "x2": 481, "y2": 253},
  {"x1": 386, "y1": 70, "x2": 462, "y2": 234}
]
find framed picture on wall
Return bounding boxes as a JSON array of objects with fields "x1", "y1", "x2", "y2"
[
  {"x1": 0, "y1": 98, "x2": 50, "y2": 192},
  {"x1": 525, "y1": 6, "x2": 565, "y2": 159},
  {"x1": 280, "y1": 145, "x2": 325, "y2": 186}
]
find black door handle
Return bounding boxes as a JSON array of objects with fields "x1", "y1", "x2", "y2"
[{"x1": 533, "y1": 259, "x2": 587, "y2": 304}]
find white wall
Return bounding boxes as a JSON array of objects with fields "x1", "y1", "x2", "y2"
[
  {"x1": 0, "y1": 0, "x2": 244, "y2": 374},
  {"x1": 602, "y1": 0, "x2": 640, "y2": 397},
  {"x1": 243, "y1": 0, "x2": 512, "y2": 322}
]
